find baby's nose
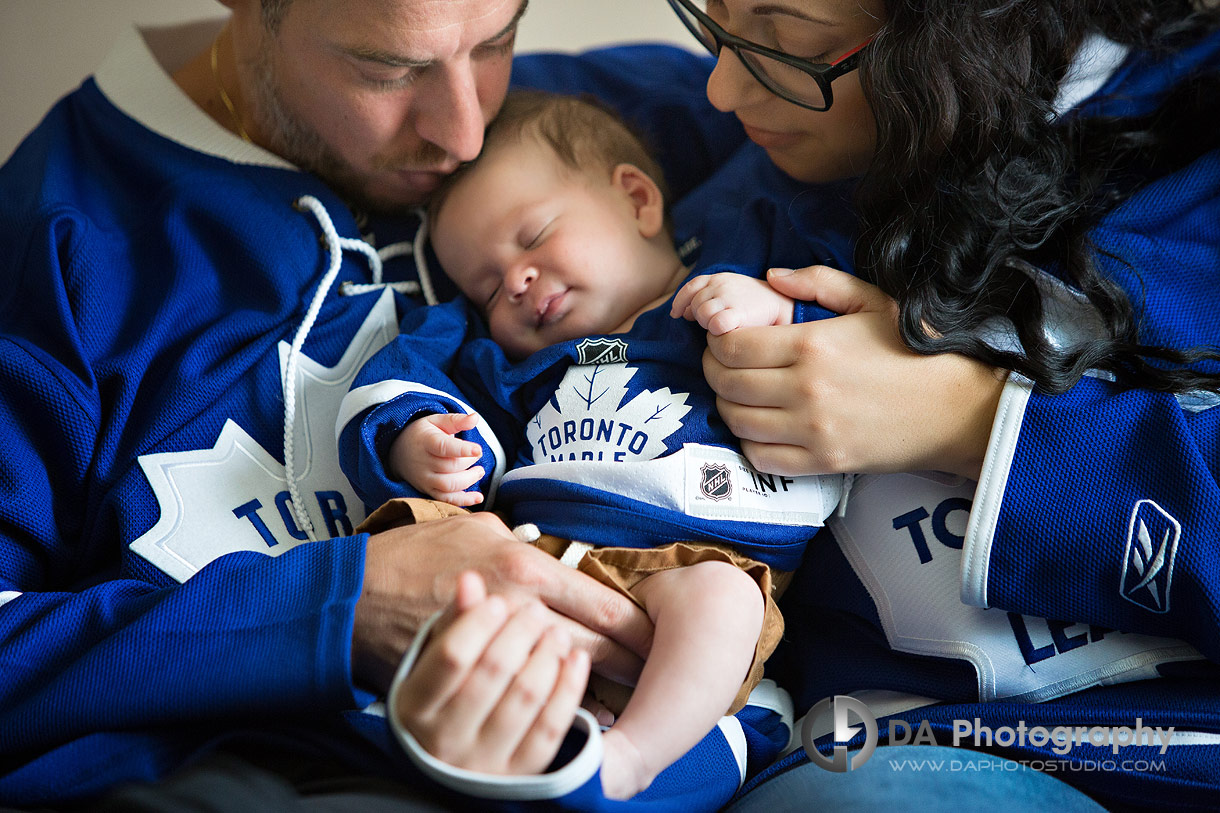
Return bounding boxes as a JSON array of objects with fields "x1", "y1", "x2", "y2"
[{"x1": 507, "y1": 265, "x2": 539, "y2": 299}]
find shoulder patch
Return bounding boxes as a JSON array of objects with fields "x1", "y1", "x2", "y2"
[{"x1": 1121, "y1": 499, "x2": 1180, "y2": 613}]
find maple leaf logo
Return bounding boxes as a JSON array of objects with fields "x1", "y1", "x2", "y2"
[{"x1": 526, "y1": 362, "x2": 690, "y2": 464}]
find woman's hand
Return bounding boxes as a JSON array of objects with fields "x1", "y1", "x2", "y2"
[
  {"x1": 393, "y1": 572, "x2": 592, "y2": 775},
  {"x1": 703, "y1": 265, "x2": 1008, "y2": 480}
]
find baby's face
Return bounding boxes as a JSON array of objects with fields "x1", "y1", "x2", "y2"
[{"x1": 430, "y1": 136, "x2": 670, "y2": 360}]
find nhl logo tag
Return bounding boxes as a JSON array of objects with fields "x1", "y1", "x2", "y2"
[
  {"x1": 699, "y1": 463, "x2": 733, "y2": 502},
  {"x1": 576, "y1": 338, "x2": 629, "y2": 365}
]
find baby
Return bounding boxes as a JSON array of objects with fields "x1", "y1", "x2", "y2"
[{"x1": 341, "y1": 91, "x2": 841, "y2": 799}]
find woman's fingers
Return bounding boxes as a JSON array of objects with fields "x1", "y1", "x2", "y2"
[
  {"x1": 703, "y1": 351, "x2": 799, "y2": 407},
  {"x1": 765, "y1": 265, "x2": 887, "y2": 314},
  {"x1": 507, "y1": 647, "x2": 590, "y2": 774},
  {"x1": 714, "y1": 398, "x2": 793, "y2": 443},
  {"x1": 737, "y1": 439, "x2": 833, "y2": 478},
  {"x1": 396, "y1": 587, "x2": 592, "y2": 775},
  {"x1": 705, "y1": 324, "x2": 805, "y2": 370},
  {"x1": 473, "y1": 625, "x2": 588, "y2": 773},
  {"x1": 438, "y1": 601, "x2": 556, "y2": 740},
  {"x1": 396, "y1": 593, "x2": 509, "y2": 723}
]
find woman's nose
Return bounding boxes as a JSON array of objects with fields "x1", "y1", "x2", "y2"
[{"x1": 706, "y1": 48, "x2": 770, "y2": 112}]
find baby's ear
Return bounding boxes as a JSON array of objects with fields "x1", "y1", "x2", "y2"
[{"x1": 611, "y1": 163, "x2": 665, "y2": 239}]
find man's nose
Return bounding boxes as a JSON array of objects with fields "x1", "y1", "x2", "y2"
[{"x1": 413, "y1": 60, "x2": 486, "y2": 163}]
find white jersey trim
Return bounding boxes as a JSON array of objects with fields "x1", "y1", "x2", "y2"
[
  {"x1": 961, "y1": 374, "x2": 1033, "y2": 608},
  {"x1": 1053, "y1": 33, "x2": 1131, "y2": 117},
  {"x1": 0, "y1": 591, "x2": 22, "y2": 608},
  {"x1": 338, "y1": 381, "x2": 508, "y2": 505},
  {"x1": 501, "y1": 444, "x2": 842, "y2": 527},
  {"x1": 716, "y1": 716, "x2": 748, "y2": 787},
  {"x1": 95, "y1": 23, "x2": 294, "y2": 169}
]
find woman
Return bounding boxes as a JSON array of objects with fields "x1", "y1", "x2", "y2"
[{"x1": 395, "y1": 0, "x2": 1220, "y2": 809}]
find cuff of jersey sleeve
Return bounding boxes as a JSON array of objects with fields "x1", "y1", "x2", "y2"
[
  {"x1": 792, "y1": 299, "x2": 837, "y2": 324},
  {"x1": 386, "y1": 612, "x2": 604, "y2": 801},
  {"x1": 339, "y1": 381, "x2": 508, "y2": 504},
  {"x1": 961, "y1": 373, "x2": 1033, "y2": 608}
]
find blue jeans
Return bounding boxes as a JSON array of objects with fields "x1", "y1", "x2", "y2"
[{"x1": 726, "y1": 746, "x2": 1108, "y2": 812}]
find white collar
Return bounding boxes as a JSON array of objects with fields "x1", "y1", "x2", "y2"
[
  {"x1": 1053, "y1": 31, "x2": 1131, "y2": 117},
  {"x1": 94, "y1": 21, "x2": 294, "y2": 169}
]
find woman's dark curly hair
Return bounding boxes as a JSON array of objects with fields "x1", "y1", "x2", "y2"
[{"x1": 855, "y1": 0, "x2": 1220, "y2": 394}]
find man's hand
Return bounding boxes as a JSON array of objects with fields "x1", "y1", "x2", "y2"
[
  {"x1": 389, "y1": 413, "x2": 486, "y2": 507},
  {"x1": 352, "y1": 512, "x2": 651, "y2": 693},
  {"x1": 671, "y1": 272, "x2": 795, "y2": 335}
]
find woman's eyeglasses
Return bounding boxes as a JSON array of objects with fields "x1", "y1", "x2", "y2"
[{"x1": 666, "y1": 0, "x2": 872, "y2": 112}]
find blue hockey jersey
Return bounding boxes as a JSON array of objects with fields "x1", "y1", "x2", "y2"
[
  {"x1": 336, "y1": 159, "x2": 852, "y2": 570},
  {"x1": 750, "y1": 30, "x2": 1220, "y2": 811},
  {"x1": 0, "y1": 22, "x2": 756, "y2": 810},
  {"x1": 3, "y1": 15, "x2": 1220, "y2": 813}
]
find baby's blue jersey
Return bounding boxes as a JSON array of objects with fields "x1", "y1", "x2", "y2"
[
  {"x1": 3, "y1": 17, "x2": 1220, "y2": 812},
  {"x1": 337, "y1": 158, "x2": 853, "y2": 569}
]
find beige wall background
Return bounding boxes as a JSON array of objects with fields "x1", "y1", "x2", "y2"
[{"x1": 0, "y1": 0, "x2": 695, "y2": 162}]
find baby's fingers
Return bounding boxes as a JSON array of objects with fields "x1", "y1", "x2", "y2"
[
  {"x1": 423, "y1": 426, "x2": 484, "y2": 460},
  {"x1": 670, "y1": 276, "x2": 710, "y2": 319},
  {"x1": 421, "y1": 466, "x2": 486, "y2": 505}
]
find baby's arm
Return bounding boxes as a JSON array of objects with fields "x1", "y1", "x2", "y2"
[
  {"x1": 599, "y1": 561, "x2": 764, "y2": 800},
  {"x1": 671, "y1": 272, "x2": 795, "y2": 335},
  {"x1": 389, "y1": 412, "x2": 486, "y2": 507}
]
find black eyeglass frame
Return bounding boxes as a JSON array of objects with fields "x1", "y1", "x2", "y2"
[{"x1": 667, "y1": 0, "x2": 872, "y2": 112}]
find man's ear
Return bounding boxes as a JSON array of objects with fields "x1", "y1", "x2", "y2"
[{"x1": 611, "y1": 163, "x2": 666, "y2": 239}]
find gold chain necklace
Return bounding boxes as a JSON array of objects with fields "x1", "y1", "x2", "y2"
[{"x1": 210, "y1": 32, "x2": 253, "y2": 144}]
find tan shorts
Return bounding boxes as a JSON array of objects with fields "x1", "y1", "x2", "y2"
[{"x1": 358, "y1": 498, "x2": 789, "y2": 716}]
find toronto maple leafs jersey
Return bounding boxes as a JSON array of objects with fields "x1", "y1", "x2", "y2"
[
  {"x1": 0, "y1": 22, "x2": 760, "y2": 810},
  {"x1": 337, "y1": 169, "x2": 853, "y2": 569},
  {"x1": 5, "y1": 15, "x2": 1220, "y2": 813},
  {"x1": 750, "y1": 29, "x2": 1220, "y2": 812}
]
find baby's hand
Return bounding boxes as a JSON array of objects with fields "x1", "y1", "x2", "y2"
[
  {"x1": 670, "y1": 272, "x2": 796, "y2": 335},
  {"x1": 389, "y1": 412, "x2": 486, "y2": 507}
]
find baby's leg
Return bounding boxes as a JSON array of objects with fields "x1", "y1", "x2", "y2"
[{"x1": 599, "y1": 560, "x2": 764, "y2": 800}]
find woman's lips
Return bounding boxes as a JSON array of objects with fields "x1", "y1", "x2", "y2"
[{"x1": 741, "y1": 123, "x2": 803, "y2": 150}]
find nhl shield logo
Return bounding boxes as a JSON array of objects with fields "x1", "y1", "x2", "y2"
[
  {"x1": 699, "y1": 463, "x2": 733, "y2": 502},
  {"x1": 576, "y1": 337, "x2": 629, "y2": 365},
  {"x1": 1120, "y1": 499, "x2": 1180, "y2": 613}
]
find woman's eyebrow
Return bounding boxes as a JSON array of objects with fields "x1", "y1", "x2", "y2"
[{"x1": 751, "y1": 3, "x2": 843, "y2": 26}]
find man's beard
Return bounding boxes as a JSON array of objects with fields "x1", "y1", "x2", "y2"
[{"x1": 249, "y1": 48, "x2": 449, "y2": 214}]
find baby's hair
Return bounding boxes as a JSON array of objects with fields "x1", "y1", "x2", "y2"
[{"x1": 429, "y1": 90, "x2": 672, "y2": 234}]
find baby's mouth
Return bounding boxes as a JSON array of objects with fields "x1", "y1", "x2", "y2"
[{"x1": 536, "y1": 290, "x2": 568, "y2": 327}]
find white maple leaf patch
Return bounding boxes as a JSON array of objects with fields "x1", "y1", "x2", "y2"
[{"x1": 526, "y1": 363, "x2": 691, "y2": 464}]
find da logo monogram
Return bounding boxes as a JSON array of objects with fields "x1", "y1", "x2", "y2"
[
  {"x1": 801, "y1": 696, "x2": 880, "y2": 772},
  {"x1": 699, "y1": 462, "x2": 732, "y2": 502}
]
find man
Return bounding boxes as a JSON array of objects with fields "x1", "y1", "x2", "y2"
[{"x1": 0, "y1": 0, "x2": 741, "y2": 807}]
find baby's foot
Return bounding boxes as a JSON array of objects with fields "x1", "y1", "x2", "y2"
[{"x1": 599, "y1": 728, "x2": 653, "y2": 800}]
